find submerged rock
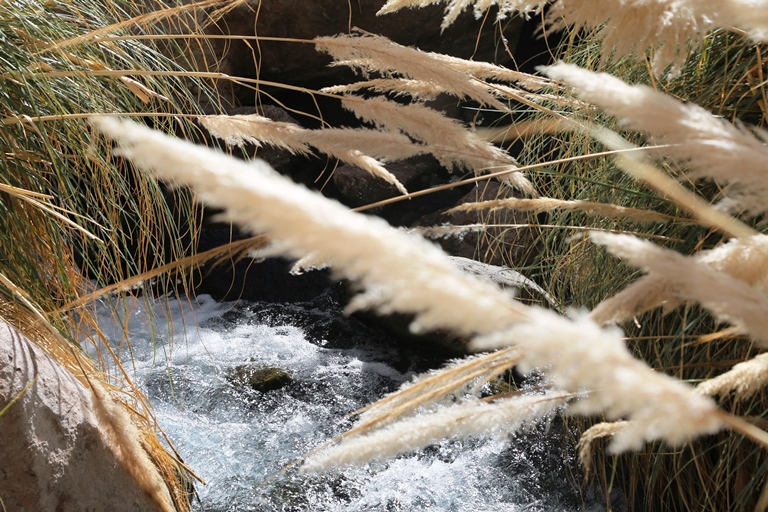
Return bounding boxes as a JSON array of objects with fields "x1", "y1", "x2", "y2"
[
  {"x1": 0, "y1": 321, "x2": 172, "y2": 512},
  {"x1": 227, "y1": 364, "x2": 293, "y2": 393}
]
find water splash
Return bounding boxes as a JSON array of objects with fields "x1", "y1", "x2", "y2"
[{"x1": 92, "y1": 292, "x2": 601, "y2": 511}]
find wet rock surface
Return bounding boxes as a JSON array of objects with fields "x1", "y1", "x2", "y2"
[{"x1": 227, "y1": 364, "x2": 294, "y2": 393}]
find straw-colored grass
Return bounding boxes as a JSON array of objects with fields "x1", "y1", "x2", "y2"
[
  {"x1": 0, "y1": 0, "x2": 239, "y2": 508},
  {"x1": 8, "y1": 0, "x2": 768, "y2": 510}
]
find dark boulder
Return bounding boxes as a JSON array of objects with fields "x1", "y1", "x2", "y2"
[
  {"x1": 182, "y1": 0, "x2": 524, "y2": 110},
  {"x1": 227, "y1": 365, "x2": 293, "y2": 393},
  {"x1": 332, "y1": 154, "x2": 444, "y2": 207},
  {"x1": 415, "y1": 180, "x2": 542, "y2": 268}
]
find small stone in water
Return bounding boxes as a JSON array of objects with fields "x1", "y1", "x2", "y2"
[{"x1": 227, "y1": 365, "x2": 293, "y2": 393}]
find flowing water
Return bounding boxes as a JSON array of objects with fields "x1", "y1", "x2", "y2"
[{"x1": 92, "y1": 290, "x2": 605, "y2": 512}]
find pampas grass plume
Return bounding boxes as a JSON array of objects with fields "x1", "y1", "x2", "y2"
[
  {"x1": 590, "y1": 231, "x2": 768, "y2": 346},
  {"x1": 353, "y1": 347, "x2": 522, "y2": 429},
  {"x1": 697, "y1": 353, "x2": 768, "y2": 401},
  {"x1": 91, "y1": 116, "x2": 528, "y2": 338},
  {"x1": 302, "y1": 393, "x2": 565, "y2": 472},
  {"x1": 199, "y1": 115, "x2": 416, "y2": 195},
  {"x1": 472, "y1": 309, "x2": 723, "y2": 451},
  {"x1": 591, "y1": 234, "x2": 768, "y2": 325},
  {"x1": 544, "y1": 62, "x2": 768, "y2": 215},
  {"x1": 379, "y1": 0, "x2": 707, "y2": 76},
  {"x1": 315, "y1": 33, "x2": 507, "y2": 110},
  {"x1": 340, "y1": 96, "x2": 534, "y2": 193}
]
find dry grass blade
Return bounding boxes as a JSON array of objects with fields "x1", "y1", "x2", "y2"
[
  {"x1": 301, "y1": 392, "x2": 568, "y2": 473},
  {"x1": 53, "y1": 236, "x2": 267, "y2": 315},
  {"x1": 321, "y1": 78, "x2": 445, "y2": 100},
  {"x1": 88, "y1": 382, "x2": 175, "y2": 512},
  {"x1": 0, "y1": 183, "x2": 102, "y2": 240},
  {"x1": 696, "y1": 353, "x2": 768, "y2": 401},
  {"x1": 42, "y1": 0, "x2": 247, "y2": 52},
  {"x1": 449, "y1": 197, "x2": 680, "y2": 224},
  {"x1": 546, "y1": 62, "x2": 768, "y2": 216},
  {"x1": 577, "y1": 421, "x2": 629, "y2": 476},
  {"x1": 588, "y1": 126, "x2": 756, "y2": 240},
  {"x1": 590, "y1": 231, "x2": 768, "y2": 346}
]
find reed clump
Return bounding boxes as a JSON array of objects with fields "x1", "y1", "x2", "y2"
[
  {"x1": 9, "y1": 0, "x2": 768, "y2": 510},
  {"x1": 89, "y1": 2, "x2": 768, "y2": 510},
  {"x1": 0, "y1": 0, "x2": 239, "y2": 508}
]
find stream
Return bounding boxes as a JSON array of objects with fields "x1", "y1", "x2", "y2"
[{"x1": 92, "y1": 289, "x2": 604, "y2": 511}]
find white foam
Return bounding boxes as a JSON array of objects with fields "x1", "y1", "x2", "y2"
[{"x1": 91, "y1": 294, "x2": 591, "y2": 511}]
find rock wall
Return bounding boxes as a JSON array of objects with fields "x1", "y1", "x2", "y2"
[{"x1": 0, "y1": 321, "x2": 170, "y2": 512}]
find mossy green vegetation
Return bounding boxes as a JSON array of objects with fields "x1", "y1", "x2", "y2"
[{"x1": 227, "y1": 364, "x2": 293, "y2": 393}]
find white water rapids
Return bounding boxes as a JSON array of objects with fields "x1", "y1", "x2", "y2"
[{"x1": 91, "y1": 292, "x2": 607, "y2": 511}]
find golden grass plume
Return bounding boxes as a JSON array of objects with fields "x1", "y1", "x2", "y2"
[{"x1": 91, "y1": 116, "x2": 726, "y2": 465}]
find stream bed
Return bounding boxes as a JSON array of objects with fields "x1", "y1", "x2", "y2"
[{"x1": 93, "y1": 290, "x2": 604, "y2": 511}]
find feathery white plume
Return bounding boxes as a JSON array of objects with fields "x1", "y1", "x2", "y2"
[
  {"x1": 472, "y1": 309, "x2": 723, "y2": 452},
  {"x1": 697, "y1": 353, "x2": 768, "y2": 401},
  {"x1": 91, "y1": 116, "x2": 528, "y2": 338},
  {"x1": 302, "y1": 393, "x2": 565, "y2": 472},
  {"x1": 685, "y1": 0, "x2": 768, "y2": 41},
  {"x1": 545, "y1": 63, "x2": 768, "y2": 216},
  {"x1": 314, "y1": 33, "x2": 508, "y2": 110},
  {"x1": 590, "y1": 231, "x2": 768, "y2": 346},
  {"x1": 379, "y1": 0, "x2": 709, "y2": 77},
  {"x1": 198, "y1": 115, "x2": 417, "y2": 195},
  {"x1": 591, "y1": 234, "x2": 768, "y2": 325}
]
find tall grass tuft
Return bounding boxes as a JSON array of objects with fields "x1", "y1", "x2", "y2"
[
  {"x1": 8, "y1": 0, "x2": 768, "y2": 510},
  {"x1": 86, "y1": 2, "x2": 768, "y2": 510},
  {"x1": 0, "y1": 0, "x2": 235, "y2": 508}
]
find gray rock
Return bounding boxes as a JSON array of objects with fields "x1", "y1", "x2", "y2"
[
  {"x1": 448, "y1": 255, "x2": 559, "y2": 310},
  {"x1": 0, "y1": 321, "x2": 171, "y2": 512},
  {"x1": 415, "y1": 180, "x2": 542, "y2": 268},
  {"x1": 333, "y1": 155, "x2": 443, "y2": 207},
  {"x1": 227, "y1": 364, "x2": 293, "y2": 393}
]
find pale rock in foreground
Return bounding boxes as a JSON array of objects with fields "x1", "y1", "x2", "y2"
[{"x1": 0, "y1": 321, "x2": 170, "y2": 512}]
